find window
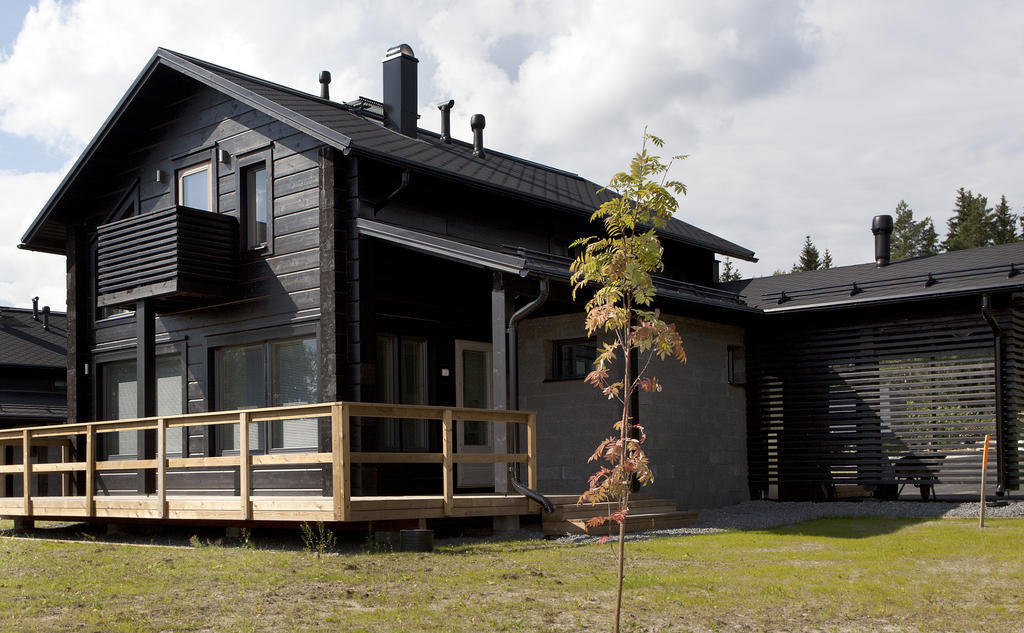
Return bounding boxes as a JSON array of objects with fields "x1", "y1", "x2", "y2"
[
  {"x1": 377, "y1": 334, "x2": 429, "y2": 451},
  {"x1": 552, "y1": 339, "x2": 597, "y2": 380},
  {"x1": 243, "y1": 164, "x2": 268, "y2": 248},
  {"x1": 236, "y1": 148, "x2": 273, "y2": 252},
  {"x1": 178, "y1": 161, "x2": 212, "y2": 211},
  {"x1": 216, "y1": 337, "x2": 319, "y2": 454},
  {"x1": 101, "y1": 355, "x2": 184, "y2": 458}
]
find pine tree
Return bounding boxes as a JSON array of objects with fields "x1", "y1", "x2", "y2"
[
  {"x1": 990, "y1": 195, "x2": 1017, "y2": 245},
  {"x1": 891, "y1": 200, "x2": 940, "y2": 260},
  {"x1": 822, "y1": 249, "x2": 833, "y2": 269},
  {"x1": 944, "y1": 188, "x2": 992, "y2": 251},
  {"x1": 792, "y1": 235, "x2": 822, "y2": 272},
  {"x1": 719, "y1": 257, "x2": 742, "y2": 282}
]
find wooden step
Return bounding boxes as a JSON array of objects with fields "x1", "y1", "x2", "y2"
[
  {"x1": 544, "y1": 510, "x2": 698, "y2": 536},
  {"x1": 550, "y1": 498, "x2": 678, "y2": 521}
]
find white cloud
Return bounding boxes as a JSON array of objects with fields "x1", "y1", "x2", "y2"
[
  {"x1": 0, "y1": 0, "x2": 1022, "y2": 292},
  {"x1": 0, "y1": 168, "x2": 67, "y2": 308}
]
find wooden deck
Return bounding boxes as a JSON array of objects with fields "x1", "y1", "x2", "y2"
[{"x1": 0, "y1": 402, "x2": 540, "y2": 525}]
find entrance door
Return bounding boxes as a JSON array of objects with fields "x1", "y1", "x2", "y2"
[{"x1": 455, "y1": 340, "x2": 493, "y2": 488}]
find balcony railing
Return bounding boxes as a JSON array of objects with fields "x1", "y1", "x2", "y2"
[
  {"x1": 0, "y1": 402, "x2": 538, "y2": 523},
  {"x1": 96, "y1": 206, "x2": 238, "y2": 310}
]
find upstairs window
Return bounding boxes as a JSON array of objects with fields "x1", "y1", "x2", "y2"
[
  {"x1": 244, "y1": 165, "x2": 267, "y2": 247},
  {"x1": 178, "y1": 161, "x2": 212, "y2": 211},
  {"x1": 236, "y1": 148, "x2": 273, "y2": 251}
]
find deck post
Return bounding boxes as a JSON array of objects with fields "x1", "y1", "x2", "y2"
[
  {"x1": 22, "y1": 429, "x2": 31, "y2": 516},
  {"x1": 442, "y1": 409, "x2": 454, "y2": 516},
  {"x1": 157, "y1": 418, "x2": 167, "y2": 520},
  {"x1": 527, "y1": 413, "x2": 538, "y2": 513},
  {"x1": 331, "y1": 403, "x2": 350, "y2": 521},
  {"x1": 85, "y1": 425, "x2": 94, "y2": 517},
  {"x1": 239, "y1": 411, "x2": 251, "y2": 521},
  {"x1": 60, "y1": 440, "x2": 70, "y2": 496}
]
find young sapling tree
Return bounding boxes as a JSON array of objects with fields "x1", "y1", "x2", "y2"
[{"x1": 570, "y1": 131, "x2": 687, "y2": 633}]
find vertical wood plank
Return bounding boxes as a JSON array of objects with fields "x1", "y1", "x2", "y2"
[
  {"x1": 527, "y1": 413, "x2": 538, "y2": 513},
  {"x1": 157, "y1": 418, "x2": 167, "y2": 520},
  {"x1": 239, "y1": 412, "x2": 251, "y2": 521},
  {"x1": 341, "y1": 404, "x2": 351, "y2": 520},
  {"x1": 442, "y1": 409, "x2": 454, "y2": 516},
  {"x1": 331, "y1": 403, "x2": 343, "y2": 520},
  {"x1": 22, "y1": 429, "x2": 30, "y2": 516},
  {"x1": 85, "y1": 425, "x2": 94, "y2": 517},
  {"x1": 60, "y1": 440, "x2": 70, "y2": 497}
]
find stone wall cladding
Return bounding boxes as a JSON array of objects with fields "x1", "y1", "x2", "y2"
[{"x1": 518, "y1": 312, "x2": 748, "y2": 510}]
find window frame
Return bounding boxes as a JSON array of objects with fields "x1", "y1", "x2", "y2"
[
  {"x1": 551, "y1": 338, "x2": 598, "y2": 381},
  {"x1": 176, "y1": 160, "x2": 214, "y2": 212},
  {"x1": 171, "y1": 145, "x2": 218, "y2": 213},
  {"x1": 94, "y1": 344, "x2": 187, "y2": 460},
  {"x1": 209, "y1": 326, "x2": 320, "y2": 456},
  {"x1": 376, "y1": 333, "x2": 430, "y2": 452},
  {"x1": 234, "y1": 147, "x2": 274, "y2": 254}
]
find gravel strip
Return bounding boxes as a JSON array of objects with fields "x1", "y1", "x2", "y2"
[{"x1": 555, "y1": 498, "x2": 1024, "y2": 544}]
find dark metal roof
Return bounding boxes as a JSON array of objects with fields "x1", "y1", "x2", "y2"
[
  {"x1": 720, "y1": 242, "x2": 1024, "y2": 312},
  {"x1": 0, "y1": 307, "x2": 67, "y2": 368},
  {"x1": 19, "y1": 48, "x2": 756, "y2": 262},
  {"x1": 0, "y1": 391, "x2": 66, "y2": 422},
  {"x1": 358, "y1": 219, "x2": 756, "y2": 313}
]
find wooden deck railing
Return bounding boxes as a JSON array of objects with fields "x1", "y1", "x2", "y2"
[{"x1": 0, "y1": 402, "x2": 537, "y2": 522}]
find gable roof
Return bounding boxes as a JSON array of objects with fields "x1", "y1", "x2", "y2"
[
  {"x1": 721, "y1": 241, "x2": 1024, "y2": 312},
  {"x1": 19, "y1": 48, "x2": 756, "y2": 262},
  {"x1": 0, "y1": 307, "x2": 67, "y2": 369}
]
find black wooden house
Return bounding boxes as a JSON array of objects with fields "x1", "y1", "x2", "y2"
[
  {"x1": 15, "y1": 46, "x2": 757, "y2": 511},
  {"x1": 723, "y1": 228, "x2": 1024, "y2": 500}
]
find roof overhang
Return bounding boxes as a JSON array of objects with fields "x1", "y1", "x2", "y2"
[{"x1": 357, "y1": 218, "x2": 759, "y2": 314}]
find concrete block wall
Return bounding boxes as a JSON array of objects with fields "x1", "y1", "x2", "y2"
[{"x1": 518, "y1": 312, "x2": 748, "y2": 510}]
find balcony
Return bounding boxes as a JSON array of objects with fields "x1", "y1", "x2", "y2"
[{"x1": 96, "y1": 206, "x2": 238, "y2": 310}]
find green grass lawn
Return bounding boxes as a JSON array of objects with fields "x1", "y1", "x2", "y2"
[{"x1": 1, "y1": 518, "x2": 1022, "y2": 632}]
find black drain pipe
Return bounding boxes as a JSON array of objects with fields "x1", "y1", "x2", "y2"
[
  {"x1": 981, "y1": 294, "x2": 1006, "y2": 495},
  {"x1": 506, "y1": 278, "x2": 549, "y2": 490},
  {"x1": 508, "y1": 278, "x2": 550, "y2": 411}
]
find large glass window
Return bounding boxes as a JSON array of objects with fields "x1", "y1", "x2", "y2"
[
  {"x1": 377, "y1": 334, "x2": 429, "y2": 451},
  {"x1": 178, "y1": 161, "x2": 212, "y2": 211},
  {"x1": 101, "y1": 355, "x2": 184, "y2": 458},
  {"x1": 216, "y1": 338, "x2": 319, "y2": 454}
]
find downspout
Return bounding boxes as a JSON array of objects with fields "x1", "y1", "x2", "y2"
[
  {"x1": 508, "y1": 277, "x2": 550, "y2": 411},
  {"x1": 373, "y1": 169, "x2": 411, "y2": 213},
  {"x1": 981, "y1": 294, "x2": 1006, "y2": 495},
  {"x1": 506, "y1": 277, "x2": 549, "y2": 490}
]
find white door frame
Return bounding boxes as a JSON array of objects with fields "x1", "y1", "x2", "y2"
[{"x1": 455, "y1": 340, "x2": 493, "y2": 488}]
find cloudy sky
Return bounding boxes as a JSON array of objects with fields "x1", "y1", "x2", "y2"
[{"x1": 1, "y1": 0, "x2": 1022, "y2": 309}]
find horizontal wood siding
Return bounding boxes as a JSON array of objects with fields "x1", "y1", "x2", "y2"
[
  {"x1": 96, "y1": 207, "x2": 238, "y2": 307},
  {"x1": 75, "y1": 81, "x2": 328, "y2": 496},
  {"x1": 747, "y1": 298, "x2": 1023, "y2": 500}
]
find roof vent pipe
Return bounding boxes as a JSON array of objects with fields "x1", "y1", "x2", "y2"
[
  {"x1": 382, "y1": 44, "x2": 419, "y2": 138},
  {"x1": 471, "y1": 114, "x2": 486, "y2": 158},
  {"x1": 437, "y1": 99, "x2": 454, "y2": 144},
  {"x1": 42, "y1": 305, "x2": 50, "y2": 331},
  {"x1": 31, "y1": 297, "x2": 39, "y2": 321},
  {"x1": 319, "y1": 70, "x2": 331, "y2": 100},
  {"x1": 872, "y1": 214, "x2": 893, "y2": 267}
]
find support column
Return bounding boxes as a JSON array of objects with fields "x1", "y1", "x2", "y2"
[
  {"x1": 136, "y1": 299, "x2": 156, "y2": 494},
  {"x1": 491, "y1": 272, "x2": 509, "y2": 493}
]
